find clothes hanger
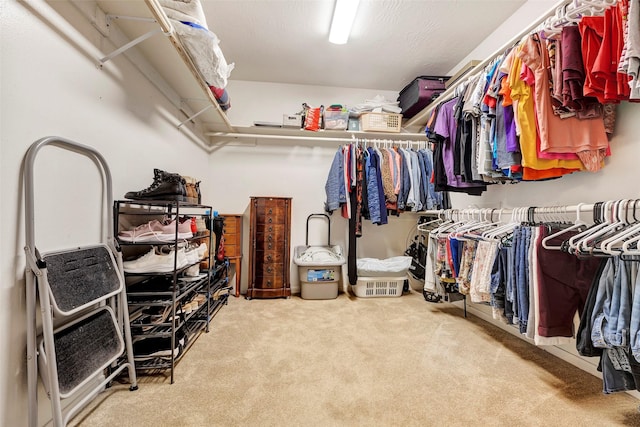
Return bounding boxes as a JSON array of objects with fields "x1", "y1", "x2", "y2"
[
  {"x1": 448, "y1": 209, "x2": 487, "y2": 238},
  {"x1": 417, "y1": 214, "x2": 444, "y2": 232},
  {"x1": 575, "y1": 200, "x2": 627, "y2": 255},
  {"x1": 430, "y1": 210, "x2": 457, "y2": 235},
  {"x1": 606, "y1": 200, "x2": 640, "y2": 255},
  {"x1": 541, "y1": 203, "x2": 587, "y2": 250},
  {"x1": 566, "y1": 201, "x2": 609, "y2": 254},
  {"x1": 482, "y1": 207, "x2": 523, "y2": 241},
  {"x1": 461, "y1": 209, "x2": 502, "y2": 239},
  {"x1": 597, "y1": 200, "x2": 640, "y2": 255}
]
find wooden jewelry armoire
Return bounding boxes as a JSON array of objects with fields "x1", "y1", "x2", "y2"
[{"x1": 246, "y1": 196, "x2": 292, "y2": 299}]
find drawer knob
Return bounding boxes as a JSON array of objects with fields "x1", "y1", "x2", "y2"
[
  {"x1": 268, "y1": 217, "x2": 273, "y2": 223},
  {"x1": 268, "y1": 235, "x2": 273, "y2": 242},
  {"x1": 266, "y1": 255, "x2": 273, "y2": 262},
  {"x1": 268, "y1": 243, "x2": 273, "y2": 250},
  {"x1": 268, "y1": 208, "x2": 273, "y2": 214},
  {"x1": 268, "y1": 226, "x2": 273, "y2": 232},
  {"x1": 267, "y1": 280, "x2": 272, "y2": 287},
  {"x1": 267, "y1": 267, "x2": 273, "y2": 274}
]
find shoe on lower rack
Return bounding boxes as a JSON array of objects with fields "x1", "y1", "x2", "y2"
[
  {"x1": 123, "y1": 247, "x2": 188, "y2": 273},
  {"x1": 133, "y1": 333, "x2": 185, "y2": 360}
]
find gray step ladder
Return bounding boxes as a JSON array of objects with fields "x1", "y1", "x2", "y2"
[{"x1": 23, "y1": 136, "x2": 137, "y2": 427}]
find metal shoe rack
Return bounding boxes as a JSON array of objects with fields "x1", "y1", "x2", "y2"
[{"x1": 114, "y1": 200, "x2": 231, "y2": 383}]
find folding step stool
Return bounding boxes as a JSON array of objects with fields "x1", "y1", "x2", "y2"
[{"x1": 23, "y1": 136, "x2": 137, "y2": 427}]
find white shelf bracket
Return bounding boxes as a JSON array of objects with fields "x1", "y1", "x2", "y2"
[
  {"x1": 177, "y1": 103, "x2": 213, "y2": 128},
  {"x1": 97, "y1": 14, "x2": 171, "y2": 67},
  {"x1": 98, "y1": 27, "x2": 163, "y2": 66}
]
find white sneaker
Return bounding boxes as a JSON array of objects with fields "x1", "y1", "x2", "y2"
[
  {"x1": 196, "y1": 242, "x2": 208, "y2": 260},
  {"x1": 184, "y1": 264, "x2": 200, "y2": 277},
  {"x1": 183, "y1": 243, "x2": 208, "y2": 265},
  {"x1": 123, "y1": 248, "x2": 187, "y2": 273}
]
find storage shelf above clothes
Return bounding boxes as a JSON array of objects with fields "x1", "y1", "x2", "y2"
[
  {"x1": 69, "y1": 0, "x2": 431, "y2": 148},
  {"x1": 72, "y1": 0, "x2": 233, "y2": 146},
  {"x1": 207, "y1": 125, "x2": 428, "y2": 144}
]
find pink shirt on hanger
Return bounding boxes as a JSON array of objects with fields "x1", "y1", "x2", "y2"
[{"x1": 519, "y1": 34, "x2": 609, "y2": 172}]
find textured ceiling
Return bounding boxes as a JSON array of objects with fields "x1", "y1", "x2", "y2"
[{"x1": 202, "y1": 0, "x2": 528, "y2": 91}]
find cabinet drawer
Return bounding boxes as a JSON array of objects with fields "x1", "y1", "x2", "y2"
[
  {"x1": 255, "y1": 236, "x2": 285, "y2": 252},
  {"x1": 256, "y1": 249, "x2": 284, "y2": 264},
  {"x1": 222, "y1": 218, "x2": 239, "y2": 233},
  {"x1": 255, "y1": 209, "x2": 286, "y2": 225},
  {"x1": 254, "y1": 271, "x2": 283, "y2": 288},
  {"x1": 255, "y1": 223, "x2": 284, "y2": 235},
  {"x1": 224, "y1": 232, "x2": 239, "y2": 245},
  {"x1": 255, "y1": 263, "x2": 283, "y2": 277},
  {"x1": 255, "y1": 198, "x2": 286, "y2": 211},
  {"x1": 224, "y1": 243, "x2": 239, "y2": 257}
]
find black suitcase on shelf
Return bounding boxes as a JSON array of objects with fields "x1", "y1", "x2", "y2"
[{"x1": 397, "y1": 76, "x2": 449, "y2": 119}]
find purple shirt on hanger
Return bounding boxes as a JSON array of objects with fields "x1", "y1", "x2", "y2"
[{"x1": 434, "y1": 98, "x2": 481, "y2": 188}]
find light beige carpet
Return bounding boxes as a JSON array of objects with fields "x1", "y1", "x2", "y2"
[{"x1": 71, "y1": 291, "x2": 640, "y2": 426}]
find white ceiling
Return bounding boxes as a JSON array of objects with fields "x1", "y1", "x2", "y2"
[{"x1": 201, "y1": 0, "x2": 528, "y2": 91}]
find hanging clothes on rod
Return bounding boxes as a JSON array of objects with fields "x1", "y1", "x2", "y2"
[
  {"x1": 323, "y1": 139, "x2": 450, "y2": 226},
  {"x1": 423, "y1": 0, "x2": 634, "y2": 188},
  {"x1": 419, "y1": 200, "x2": 640, "y2": 395}
]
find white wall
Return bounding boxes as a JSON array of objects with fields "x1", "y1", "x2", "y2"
[
  {"x1": 2, "y1": 0, "x2": 630, "y2": 424},
  {"x1": 211, "y1": 80, "x2": 419, "y2": 295},
  {"x1": 1, "y1": 1, "x2": 214, "y2": 425}
]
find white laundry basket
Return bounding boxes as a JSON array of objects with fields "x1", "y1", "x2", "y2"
[
  {"x1": 351, "y1": 256, "x2": 412, "y2": 298},
  {"x1": 352, "y1": 277, "x2": 406, "y2": 297}
]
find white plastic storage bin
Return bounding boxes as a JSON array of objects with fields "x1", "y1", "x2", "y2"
[
  {"x1": 351, "y1": 276, "x2": 406, "y2": 298},
  {"x1": 293, "y1": 214, "x2": 345, "y2": 300},
  {"x1": 294, "y1": 247, "x2": 345, "y2": 299},
  {"x1": 298, "y1": 266, "x2": 342, "y2": 299}
]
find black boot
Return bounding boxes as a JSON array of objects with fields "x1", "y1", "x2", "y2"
[{"x1": 124, "y1": 169, "x2": 185, "y2": 202}]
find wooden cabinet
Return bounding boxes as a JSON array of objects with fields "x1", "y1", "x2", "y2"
[
  {"x1": 220, "y1": 214, "x2": 243, "y2": 297},
  {"x1": 247, "y1": 197, "x2": 292, "y2": 299}
]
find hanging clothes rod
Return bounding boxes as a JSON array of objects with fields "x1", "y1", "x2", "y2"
[
  {"x1": 421, "y1": 199, "x2": 640, "y2": 223},
  {"x1": 421, "y1": 204, "x2": 593, "y2": 221},
  {"x1": 404, "y1": 0, "x2": 600, "y2": 131},
  {"x1": 206, "y1": 131, "x2": 428, "y2": 144}
]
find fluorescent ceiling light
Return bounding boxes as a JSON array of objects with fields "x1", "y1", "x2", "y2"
[{"x1": 329, "y1": 0, "x2": 360, "y2": 45}]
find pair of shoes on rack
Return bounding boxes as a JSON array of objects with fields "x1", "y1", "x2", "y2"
[
  {"x1": 124, "y1": 169, "x2": 187, "y2": 202},
  {"x1": 133, "y1": 330, "x2": 186, "y2": 360},
  {"x1": 183, "y1": 242, "x2": 208, "y2": 276},
  {"x1": 183, "y1": 294, "x2": 206, "y2": 314},
  {"x1": 123, "y1": 247, "x2": 189, "y2": 273},
  {"x1": 118, "y1": 218, "x2": 193, "y2": 243},
  {"x1": 193, "y1": 217, "x2": 207, "y2": 236},
  {"x1": 143, "y1": 305, "x2": 172, "y2": 325},
  {"x1": 212, "y1": 287, "x2": 230, "y2": 301},
  {"x1": 184, "y1": 242, "x2": 208, "y2": 264},
  {"x1": 181, "y1": 176, "x2": 201, "y2": 204}
]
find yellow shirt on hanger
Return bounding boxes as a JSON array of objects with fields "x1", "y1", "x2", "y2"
[{"x1": 508, "y1": 45, "x2": 583, "y2": 180}]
